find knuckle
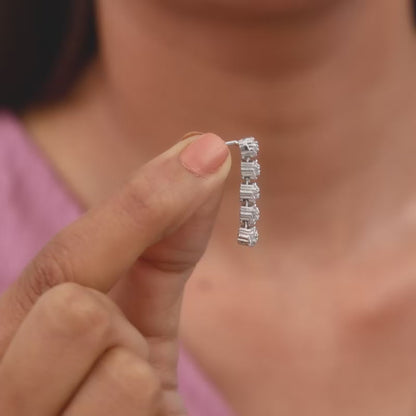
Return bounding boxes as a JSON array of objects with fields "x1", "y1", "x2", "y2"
[
  {"x1": 106, "y1": 348, "x2": 161, "y2": 400},
  {"x1": 36, "y1": 283, "x2": 111, "y2": 340},
  {"x1": 117, "y1": 168, "x2": 171, "y2": 233},
  {"x1": 24, "y1": 246, "x2": 70, "y2": 298},
  {"x1": 140, "y1": 253, "x2": 198, "y2": 275},
  {"x1": 119, "y1": 176, "x2": 158, "y2": 227},
  {"x1": 20, "y1": 236, "x2": 78, "y2": 305}
]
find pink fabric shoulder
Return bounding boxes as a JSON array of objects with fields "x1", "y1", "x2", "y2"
[
  {"x1": 0, "y1": 111, "x2": 83, "y2": 286},
  {"x1": 0, "y1": 110, "x2": 234, "y2": 416}
]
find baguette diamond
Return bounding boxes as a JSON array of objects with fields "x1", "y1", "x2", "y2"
[
  {"x1": 240, "y1": 183, "x2": 260, "y2": 203},
  {"x1": 239, "y1": 137, "x2": 259, "y2": 160},
  {"x1": 240, "y1": 205, "x2": 260, "y2": 227},
  {"x1": 241, "y1": 160, "x2": 261, "y2": 180},
  {"x1": 238, "y1": 227, "x2": 259, "y2": 247}
]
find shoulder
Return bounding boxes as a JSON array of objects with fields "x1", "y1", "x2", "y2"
[
  {"x1": 0, "y1": 110, "x2": 29, "y2": 167},
  {"x1": 0, "y1": 110, "x2": 53, "y2": 206},
  {"x1": 0, "y1": 110, "x2": 81, "y2": 287}
]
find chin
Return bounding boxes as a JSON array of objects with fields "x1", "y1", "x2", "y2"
[{"x1": 162, "y1": 0, "x2": 336, "y2": 17}]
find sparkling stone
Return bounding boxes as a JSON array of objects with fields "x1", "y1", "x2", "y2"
[
  {"x1": 241, "y1": 160, "x2": 260, "y2": 180},
  {"x1": 240, "y1": 183, "x2": 260, "y2": 203},
  {"x1": 239, "y1": 137, "x2": 259, "y2": 160},
  {"x1": 240, "y1": 205, "x2": 260, "y2": 227},
  {"x1": 238, "y1": 226, "x2": 259, "y2": 247}
]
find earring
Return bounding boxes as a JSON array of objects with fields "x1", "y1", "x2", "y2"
[{"x1": 226, "y1": 137, "x2": 260, "y2": 247}]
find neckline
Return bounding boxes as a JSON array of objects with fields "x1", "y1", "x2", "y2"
[{"x1": 7, "y1": 110, "x2": 88, "y2": 215}]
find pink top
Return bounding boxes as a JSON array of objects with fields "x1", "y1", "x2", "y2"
[{"x1": 0, "y1": 111, "x2": 234, "y2": 416}]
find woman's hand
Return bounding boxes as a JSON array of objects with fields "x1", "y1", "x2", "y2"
[{"x1": 0, "y1": 133, "x2": 230, "y2": 415}]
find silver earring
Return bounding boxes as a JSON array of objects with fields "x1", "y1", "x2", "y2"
[{"x1": 226, "y1": 137, "x2": 260, "y2": 247}]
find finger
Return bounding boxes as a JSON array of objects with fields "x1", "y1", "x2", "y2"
[
  {"x1": 0, "y1": 133, "x2": 230, "y2": 352},
  {"x1": 0, "y1": 283, "x2": 148, "y2": 416},
  {"x1": 109, "y1": 187, "x2": 225, "y2": 389},
  {"x1": 112, "y1": 186, "x2": 225, "y2": 332},
  {"x1": 63, "y1": 347, "x2": 162, "y2": 416}
]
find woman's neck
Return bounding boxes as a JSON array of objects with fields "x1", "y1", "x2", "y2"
[{"x1": 25, "y1": 0, "x2": 416, "y2": 258}]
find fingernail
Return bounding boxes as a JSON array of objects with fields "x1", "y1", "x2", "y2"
[
  {"x1": 180, "y1": 131, "x2": 204, "y2": 141},
  {"x1": 180, "y1": 133, "x2": 229, "y2": 177}
]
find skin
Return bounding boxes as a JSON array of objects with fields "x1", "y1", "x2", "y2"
[
  {"x1": 10, "y1": 0, "x2": 416, "y2": 414},
  {"x1": 0, "y1": 133, "x2": 231, "y2": 415}
]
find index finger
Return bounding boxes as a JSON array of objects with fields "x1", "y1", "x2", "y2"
[{"x1": 0, "y1": 133, "x2": 230, "y2": 351}]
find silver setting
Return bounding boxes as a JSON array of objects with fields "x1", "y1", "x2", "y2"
[
  {"x1": 226, "y1": 137, "x2": 260, "y2": 247},
  {"x1": 240, "y1": 183, "x2": 260, "y2": 203},
  {"x1": 240, "y1": 205, "x2": 260, "y2": 227},
  {"x1": 239, "y1": 137, "x2": 259, "y2": 160},
  {"x1": 241, "y1": 160, "x2": 260, "y2": 180},
  {"x1": 237, "y1": 226, "x2": 259, "y2": 247}
]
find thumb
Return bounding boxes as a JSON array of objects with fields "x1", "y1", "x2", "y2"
[
  {"x1": 0, "y1": 133, "x2": 231, "y2": 354},
  {"x1": 110, "y1": 175, "x2": 227, "y2": 337}
]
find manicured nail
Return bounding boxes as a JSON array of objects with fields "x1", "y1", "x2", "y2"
[
  {"x1": 181, "y1": 131, "x2": 204, "y2": 141},
  {"x1": 179, "y1": 133, "x2": 229, "y2": 177}
]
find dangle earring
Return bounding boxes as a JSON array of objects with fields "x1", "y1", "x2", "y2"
[{"x1": 226, "y1": 137, "x2": 260, "y2": 247}]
